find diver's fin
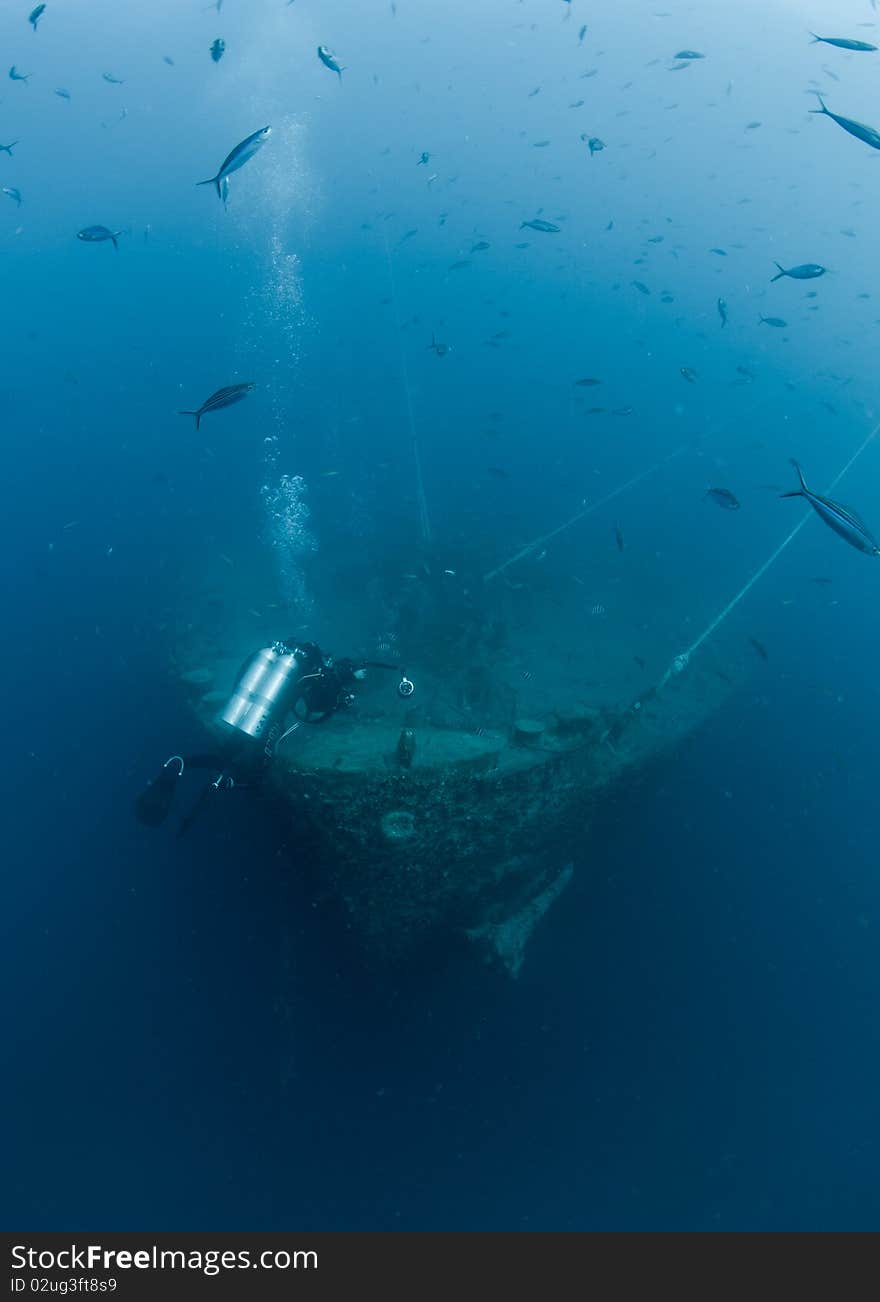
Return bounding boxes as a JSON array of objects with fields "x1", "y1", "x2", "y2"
[
  {"x1": 177, "y1": 774, "x2": 228, "y2": 839},
  {"x1": 134, "y1": 756, "x2": 184, "y2": 826}
]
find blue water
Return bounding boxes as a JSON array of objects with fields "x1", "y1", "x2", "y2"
[{"x1": 3, "y1": 0, "x2": 880, "y2": 1230}]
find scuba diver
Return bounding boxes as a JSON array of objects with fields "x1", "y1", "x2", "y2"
[{"x1": 135, "y1": 638, "x2": 414, "y2": 837}]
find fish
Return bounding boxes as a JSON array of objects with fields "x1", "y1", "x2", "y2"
[
  {"x1": 178, "y1": 382, "x2": 255, "y2": 429},
  {"x1": 470, "y1": 240, "x2": 490, "y2": 252},
  {"x1": 586, "y1": 407, "x2": 606, "y2": 415},
  {"x1": 210, "y1": 39, "x2": 226, "y2": 63},
  {"x1": 9, "y1": 67, "x2": 30, "y2": 83},
  {"x1": 759, "y1": 315, "x2": 787, "y2": 327},
  {"x1": 586, "y1": 136, "x2": 605, "y2": 155},
  {"x1": 317, "y1": 45, "x2": 345, "y2": 79},
  {"x1": 2, "y1": 186, "x2": 22, "y2": 207},
  {"x1": 163, "y1": 56, "x2": 175, "y2": 67},
  {"x1": 0, "y1": 141, "x2": 18, "y2": 156},
  {"x1": 417, "y1": 151, "x2": 430, "y2": 165},
  {"x1": 76, "y1": 224, "x2": 121, "y2": 248},
  {"x1": 520, "y1": 219, "x2": 560, "y2": 232},
  {"x1": 614, "y1": 524, "x2": 624, "y2": 552},
  {"x1": 54, "y1": 87, "x2": 71, "y2": 99},
  {"x1": 578, "y1": 24, "x2": 587, "y2": 44},
  {"x1": 102, "y1": 72, "x2": 125, "y2": 84},
  {"x1": 771, "y1": 262, "x2": 826, "y2": 282},
  {"x1": 197, "y1": 125, "x2": 271, "y2": 201},
  {"x1": 613, "y1": 406, "x2": 634, "y2": 416},
  {"x1": 705, "y1": 488, "x2": 741, "y2": 510},
  {"x1": 674, "y1": 50, "x2": 705, "y2": 59},
  {"x1": 427, "y1": 334, "x2": 448, "y2": 357},
  {"x1": 736, "y1": 365, "x2": 755, "y2": 380},
  {"x1": 748, "y1": 637, "x2": 769, "y2": 662},
  {"x1": 810, "y1": 35, "x2": 877, "y2": 52},
  {"x1": 632, "y1": 280, "x2": 650, "y2": 294},
  {"x1": 448, "y1": 259, "x2": 471, "y2": 270},
  {"x1": 717, "y1": 297, "x2": 728, "y2": 327},
  {"x1": 569, "y1": 100, "x2": 585, "y2": 108},
  {"x1": 810, "y1": 95, "x2": 880, "y2": 150},
  {"x1": 533, "y1": 140, "x2": 551, "y2": 148},
  {"x1": 575, "y1": 377, "x2": 601, "y2": 387},
  {"x1": 28, "y1": 5, "x2": 46, "y2": 31},
  {"x1": 780, "y1": 460, "x2": 880, "y2": 556},
  {"x1": 487, "y1": 466, "x2": 509, "y2": 478},
  {"x1": 710, "y1": 248, "x2": 727, "y2": 256},
  {"x1": 680, "y1": 366, "x2": 697, "y2": 383}
]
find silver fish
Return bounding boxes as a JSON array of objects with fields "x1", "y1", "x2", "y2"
[
  {"x1": 3, "y1": 186, "x2": 22, "y2": 206},
  {"x1": 520, "y1": 218, "x2": 560, "y2": 232},
  {"x1": 771, "y1": 262, "x2": 826, "y2": 281},
  {"x1": 810, "y1": 34, "x2": 877, "y2": 52},
  {"x1": 29, "y1": 5, "x2": 46, "y2": 32},
  {"x1": 178, "y1": 382, "x2": 255, "y2": 429},
  {"x1": 9, "y1": 66, "x2": 30, "y2": 83},
  {"x1": 77, "y1": 224, "x2": 122, "y2": 249},
  {"x1": 0, "y1": 141, "x2": 18, "y2": 155},
  {"x1": 705, "y1": 487, "x2": 740, "y2": 510},
  {"x1": 317, "y1": 45, "x2": 344, "y2": 80},
  {"x1": 781, "y1": 460, "x2": 880, "y2": 555},
  {"x1": 811, "y1": 95, "x2": 880, "y2": 150},
  {"x1": 197, "y1": 126, "x2": 271, "y2": 201}
]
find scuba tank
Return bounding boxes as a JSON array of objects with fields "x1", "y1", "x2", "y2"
[{"x1": 219, "y1": 642, "x2": 302, "y2": 738}]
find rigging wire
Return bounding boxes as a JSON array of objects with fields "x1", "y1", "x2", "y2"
[
  {"x1": 483, "y1": 443, "x2": 689, "y2": 583},
  {"x1": 482, "y1": 384, "x2": 789, "y2": 584}
]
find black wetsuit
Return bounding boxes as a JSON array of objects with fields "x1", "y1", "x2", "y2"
[{"x1": 137, "y1": 642, "x2": 365, "y2": 836}]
